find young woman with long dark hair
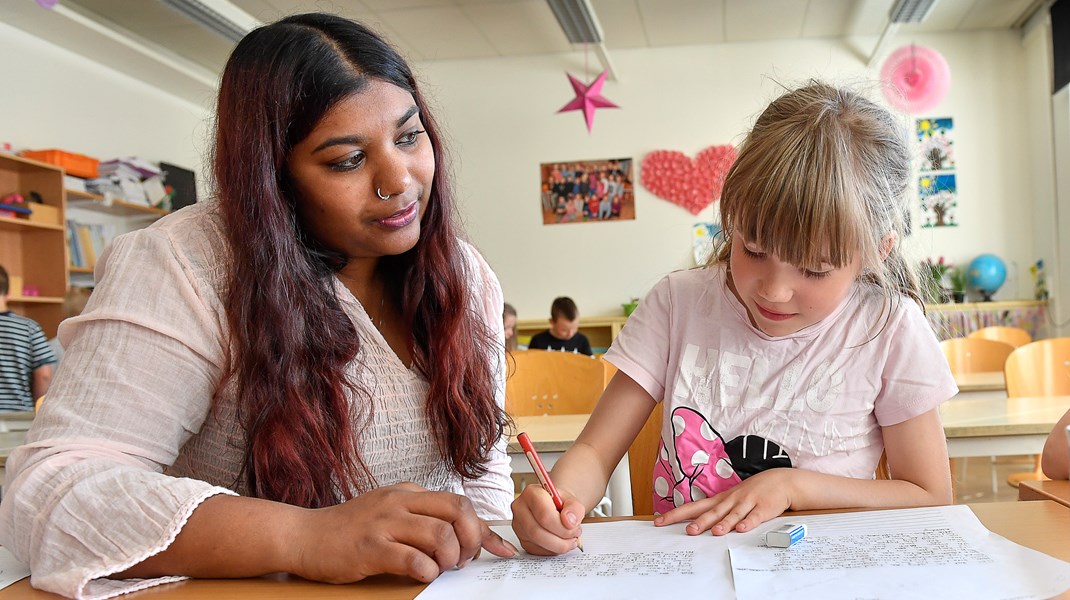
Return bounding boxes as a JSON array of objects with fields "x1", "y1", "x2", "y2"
[{"x1": 0, "y1": 13, "x2": 515, "y2": 597}]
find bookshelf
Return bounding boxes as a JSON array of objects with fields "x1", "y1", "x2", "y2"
[
  {"x1": 65, "y1": 188, "x2": 169, "y2": 282},
  {"x1": 515, "y1": 316, "x2": 628, "y2": 354},
  {"x1": 0, "y1": 154, "x2": 68, "y2": 337},
  {"x1": 66, "y1": 189, "x2": 170, "y2": 217}
]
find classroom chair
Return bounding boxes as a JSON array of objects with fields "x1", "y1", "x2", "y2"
[
  {"x1": 506, "y1": 350, "x2": 613, "y2": 513},
  {"x1": 939, "y1": 338, "x2": 1015, "y2": 374},
  {"x1": 505, "y1": 349, "x2": 608, "y2": 416},
  {"x1": 1004, "y1": 338, "x2": 1070, "y2": 487},
  {"x1": 967, "y1": 326, "x2": 1032, "y2": 349},
  {"x1": 939, "y1": 338, "x2": 1015, "y2": 494},
  {"x1": 628, "y1": 401, "x2": 663, "y2": 516}
]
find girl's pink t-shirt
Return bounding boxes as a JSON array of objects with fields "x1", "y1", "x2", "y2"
[{"x1": 605, "y1": 266, "x2": 956, "y2": 511}]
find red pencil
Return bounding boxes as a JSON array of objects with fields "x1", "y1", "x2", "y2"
[{"x1": 517, "y1": 431, "x2": 584, "y2": 552}]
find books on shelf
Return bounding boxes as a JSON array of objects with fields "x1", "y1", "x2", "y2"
[{"x1": 66, "y1": 220, "x2": 116, "y2": 269}]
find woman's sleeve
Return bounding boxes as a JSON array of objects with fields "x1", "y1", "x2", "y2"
[
  {"x1": 458, "y1": 243, "x2": 513, "y2": 520},
  {"x1": 0, "y1": 226, "x2": 237, "y2": 599}
]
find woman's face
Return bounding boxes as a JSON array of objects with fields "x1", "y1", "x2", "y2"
[{"x1": 287, "y1": 79, "x2": 435, "y2": 263}]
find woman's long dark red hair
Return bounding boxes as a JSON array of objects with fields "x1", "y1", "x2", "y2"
[{"x1": 212, "y1": 13, "x2": 504, "y2": 508}]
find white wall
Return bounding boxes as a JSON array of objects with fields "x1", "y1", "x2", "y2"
[
  {"x1": 418, "y1": 29, "x2": 1038, "y2": 318},
  {"x1": 1022, "y1": 16, "x2": 1065, "y2": 337},
  {"x1": 0, "y1": 22, "x2": 1046, "y2": 319},
  {"x1": 0, "y1": 21, "x2": 212, "y2": 191}
]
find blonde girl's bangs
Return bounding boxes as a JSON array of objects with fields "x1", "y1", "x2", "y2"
[{"x1": 720, "y1": 104, "x2": 878, "y2": 271}]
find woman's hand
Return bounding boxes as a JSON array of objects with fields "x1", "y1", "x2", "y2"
[
  {"x1": 510, "y1": 483, "x2": 585, "y2": 555},
  {"x1": 290, "y1": 482, "x2": 517, "y2": 583},
  {"x1": 653, "y1": 468, "x2": 795, "y2": 536}
]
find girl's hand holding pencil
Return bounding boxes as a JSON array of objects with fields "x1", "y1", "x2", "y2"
[{"x1": 510, "y1": 432, "x2": 587, "y2": 556}]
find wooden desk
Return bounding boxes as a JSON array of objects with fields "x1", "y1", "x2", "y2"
[
  {"x1": 1019, "y1": 479, "x2": 1070, "y2": 507},
  {"x1": 507, "y1": 414, "x2": 633, "y2": 516},
  {"x1": 2, "y1": 501, "x2": 1067, "y2": 599},
  {"x1": 940, "y1": 395, "x2": 1070, "y2": 458}
]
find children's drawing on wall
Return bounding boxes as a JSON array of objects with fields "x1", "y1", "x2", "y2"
[
  {"x1": 540, "y1": 157, "x2": 635, "y2": 225},
  {"x1": 917, "y1": 117, "x2": 955, "y2": 172},
  {"x1": 692, "y1": 222, "x2": 721, "y2": 266},
  {"x1": 919, "y1": 173, "x2": 957, "y2": 228}
]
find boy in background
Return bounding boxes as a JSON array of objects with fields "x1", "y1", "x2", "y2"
[
  {"x1": 528, "y1": 296, "x2": 593, "y2": 355},
  {"x1": 0, "y1": 265, "x2": 55, "y2": 411}
]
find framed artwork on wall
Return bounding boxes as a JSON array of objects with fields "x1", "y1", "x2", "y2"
[
  {"x1": 539, "y1": 157, "x2": 635, "y2": 225},
  {"x1": 916, "y1": 117, "x2": 957, "y2": 228}
]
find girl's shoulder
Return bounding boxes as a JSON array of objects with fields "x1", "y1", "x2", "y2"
[{"x1": 848, "y1": 286, "x2": 932, "y2": 341}]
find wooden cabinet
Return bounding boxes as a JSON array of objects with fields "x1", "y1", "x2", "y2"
[{"x1": 0, "y1": 154, "x2": 68, "y2": 337}]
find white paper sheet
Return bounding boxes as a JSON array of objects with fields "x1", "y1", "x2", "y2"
[
  {"x1": 730, "y1": 505, "x2": 1070, "y2": 600},
  {"x1": 0, "y1": 547, "x2": 29, "y2": 591},
  {"x1": 416, "y1": 520, "x2": 736, "y2": 599}
]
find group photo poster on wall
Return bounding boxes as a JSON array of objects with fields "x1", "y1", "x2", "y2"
[{"x1": 539, "y1": 157, "x2": 635, "y2": 225}]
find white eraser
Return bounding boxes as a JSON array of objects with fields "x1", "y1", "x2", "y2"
[{"x1": 765, "y1": 523, "x2": 807, "y2": 548}]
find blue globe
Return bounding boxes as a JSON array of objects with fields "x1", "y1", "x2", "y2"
[{"x1": 967, "y1": 254, "x2": 1007, "y2": 301}]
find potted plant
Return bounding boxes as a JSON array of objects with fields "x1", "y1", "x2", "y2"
[
  {"x1": 622, "y1": 297, "x2": 639, "y2": 317},
  {"x1": 948, "y1": 266, "x2": 968, "y2": 303},
  {"x1": 921, "y1": 257, "x2": 952, "y2": 304}
]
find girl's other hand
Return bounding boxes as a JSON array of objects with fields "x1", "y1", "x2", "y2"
[
  {"x1": 290, "y1": 482, "x2": 517, "y2": 583},
  {"x1": 510, "y1": 483, "x2": 585, "y2": 555},
  {"x1": 653, "y1": 468, "x2": 794, "y2": 536}
]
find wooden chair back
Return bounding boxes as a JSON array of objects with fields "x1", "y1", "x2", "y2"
[
  {"x1": 939, "y1": 338, "x2": 1015, "y2": 374},
  {"x1": 505, "y1": 349, "x2": 608, "y2": 416},
  {"x1": 628, "y1": 403, "x2": 663, "y2": 515},
  {"x1": 1004, "y1": 338, "x2": 1070, "y2": 397},
  {"x1": 967, "y1": 326, "x2": 1032, "y2": 349}
]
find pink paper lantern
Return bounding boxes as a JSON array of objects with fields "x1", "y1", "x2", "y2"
[{"x1": 880, "y1": 44, "x2": 951, "y2": 114}]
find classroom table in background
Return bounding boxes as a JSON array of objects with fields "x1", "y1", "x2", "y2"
[
  {"x1": 0, "y1": 412, "x2": 34, "y2": 433},
  {"x1": 0, "y1": 430, "x2": 28, "y2": 499},
  {"x1": 1019, "y1": 479, "x2": 1070, "y2": 508},
  {"x1": 506, "y1": 414, "x2": 633, "y2": 517},
  {"x1": 940, "y1": 395, "x2": 1070, "y2": 458},
  {"x1": 1, "y1": 501, "x2": 1067, "y2": 599}
]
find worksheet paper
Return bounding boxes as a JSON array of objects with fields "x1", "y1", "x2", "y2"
[
  {"x1": 418, "y1": 506, "x2": 1070, "y2": 600},
  {"x1": 0, "y1": 547, "x2": 29, "y2": 591},
  {"x1": 416, "y1": 520, "x2": 738, "y2": 599},
  {"x1": 730, "y1": 505, "x2": 1070, "y2": 600}
]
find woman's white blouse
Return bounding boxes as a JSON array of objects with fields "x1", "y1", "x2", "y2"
[{"x1": 0, "y1": 201, "x2": 512, "y2": 599}]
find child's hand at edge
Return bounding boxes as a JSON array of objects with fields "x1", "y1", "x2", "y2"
[
  {"x1": 652, "y1": 468, "x2": 794, "y2": 536},
  {"x1": 510, "y1": 483, "x2": 585, "y2": 555}
]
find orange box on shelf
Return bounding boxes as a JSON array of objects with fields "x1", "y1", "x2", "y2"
[{"x1": 20, "y1": 149, "x2": 100, "y2": 179}]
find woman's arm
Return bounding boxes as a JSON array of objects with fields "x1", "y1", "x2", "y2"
[
  {"x1": 654, "y1": 408, "x2": 952, "y2": 535},
  {"x1": 511, "y1": 372, "x2": 656, "y2": 555},
  {"x1": 119, "y1": 484, "x2": 515, "y2": 583},
  {"x1": 1042, "y1": 408, "x2": 1070, "y2": 480}
]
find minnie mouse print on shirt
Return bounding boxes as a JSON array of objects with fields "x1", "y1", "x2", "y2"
[{"x1": 652, "y1": 406, "x2": 791, "y2": 514}]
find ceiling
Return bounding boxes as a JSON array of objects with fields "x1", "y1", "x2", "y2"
[{"x1": 0, "y1": 0, "x2": 1045, "y2": 105}]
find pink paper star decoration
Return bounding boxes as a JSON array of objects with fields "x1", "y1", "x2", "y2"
[{"x1": 557, "y1": 70, "x2": 619, "y2": 133}]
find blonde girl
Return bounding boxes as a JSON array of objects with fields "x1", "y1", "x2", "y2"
[{"x1": 512, "y1": 81, "x2": 955, "y2": 554}]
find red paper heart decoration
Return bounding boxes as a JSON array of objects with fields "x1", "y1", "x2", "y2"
[{"x1": 641, "y1": 146, "x2": 737, "y2": 215}]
